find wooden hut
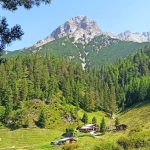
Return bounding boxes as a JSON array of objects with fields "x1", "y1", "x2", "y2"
[
  {"x1": 116, "y1": 124, "x2": 128, "y2": 131},
  {"x1": 79, "y1": 124, "x2": 99, "y2": 132}
]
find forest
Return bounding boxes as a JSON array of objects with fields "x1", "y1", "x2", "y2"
[{"x1": 0, "y1": 46, "x2": 150, "y2": 128}]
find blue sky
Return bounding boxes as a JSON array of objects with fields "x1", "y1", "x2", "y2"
[{"x1": 1, "y1": 0, "x2": 150, "y2": 51}]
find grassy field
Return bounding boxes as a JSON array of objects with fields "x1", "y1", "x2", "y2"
[
  {"x1": 119, "y1": 101, "x2": 150, "y2": 129},
  {"x1": 0, "y1": 102, "x2": 150, "y2": 150},
  {"x1": 0, "y1": 128, "x2": 62, "y2": 150}
]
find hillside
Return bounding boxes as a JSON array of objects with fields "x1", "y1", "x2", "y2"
[
  {"x1": 119, "y1": 101, "x2": 150, "y2": 129},
  {"x1": 0, "y1": 102, "x2": 149, "y2": 150},
  {"x1": 5, "y1": 35, "x2": 150, "y2": 68},
  {"x1": 4, "y1": 16, "x2": 150, "y2": 69}
]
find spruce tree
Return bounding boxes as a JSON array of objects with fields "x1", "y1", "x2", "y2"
[
  {"x1": 81, "y1": 113, "x2": 88, "y2": 124},
  {"x1": 100, "y1": 117, "x2": 106, "y2": 133},
  {"x1": 115, "y1": 117, "x2": 119, "y2": 126},
  {"x1": 37, "y1": 111, "x2": 46, "y2": 128},
  {"x1": 92, "y1": 116, "x2": 97, "y2": 124}
]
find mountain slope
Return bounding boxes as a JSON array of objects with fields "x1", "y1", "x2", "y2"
[
  {"x1": 120, "y1": 101, "x2": 150, "y2": 129},
  {"x1": 34, "y1": 16, "x2": 150, "y2": 46},
  {"x1": 5, "y1": 35, "x2": 150, "y2": 68},
  {"x1": 4, "y1": 16, "x2": 150, "y2": 69}
]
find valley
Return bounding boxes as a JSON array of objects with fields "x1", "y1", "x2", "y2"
[{"x1": 0, "y1": 16, "x2": 150, "y2": 150}]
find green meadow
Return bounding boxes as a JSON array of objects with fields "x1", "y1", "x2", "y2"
[{"x1": 0, "y1": 102, "x2": 150, "y2": 150}]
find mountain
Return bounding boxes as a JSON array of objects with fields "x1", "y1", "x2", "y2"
[
  {"x1": 4, "y1": 16, "x2": 150, "y2": 69},
  {"x1": 35, "y1": 16, "x2": 150, "y2": 47},
  {"x1": 118, "y1": 31, "x2": 150, "y2": 43},
  {"x1": 35, "y1": 16, "x2": 101, "y2": 47}
]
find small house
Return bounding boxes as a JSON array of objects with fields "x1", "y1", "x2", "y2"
[
  {"x1": 116, "y1": 124, "x2": 128, "y2": 131},
  {"x1": 79, "y1": 124, "x2": 99, "y2": 132}
]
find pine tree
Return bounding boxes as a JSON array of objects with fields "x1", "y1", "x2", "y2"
[
  {"x1": 100, "y1": 117, "x2": 106, "y2": 133},
  {"x1": 92, "y1": 116, "x2": 97, "y2": 124},
  {"x1": 37, "y1": 111, "x2": 46, "y2": 128},
  {"x1": 81, "y1": 113, "x2": 88, "y2": 124}
]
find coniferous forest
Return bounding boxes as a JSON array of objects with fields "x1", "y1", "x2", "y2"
[{"x1": 0, "y1": 46, "x2": 150, "y2": 129}]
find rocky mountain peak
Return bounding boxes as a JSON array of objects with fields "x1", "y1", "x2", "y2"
[
  {"x1": 35, "y1": 16, "x2": 101, "y2": 47},
  {"x1": 35, "y1": 16, "x2": 150, "y2": 47}
]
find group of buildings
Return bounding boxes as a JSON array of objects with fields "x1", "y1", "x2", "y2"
[{"x1": 51, "y1": 123, "x2": 127, "y2": 145}]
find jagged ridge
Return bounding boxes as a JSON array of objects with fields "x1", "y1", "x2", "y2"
[{"x1": 35, "y1": 16, "x2": 150, "y2": 47}]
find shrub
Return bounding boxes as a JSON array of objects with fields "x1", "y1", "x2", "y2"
[{"x1": 62, "y1": 143, "x2": 79, "y2": 150}]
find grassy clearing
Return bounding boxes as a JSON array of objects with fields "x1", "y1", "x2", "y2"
[
  {"x1": 0, "y1": 128, "x2": 62, "y2": 150},
  {"x1": 78, "y1": 110, "x2": 110, "y2": 125}
]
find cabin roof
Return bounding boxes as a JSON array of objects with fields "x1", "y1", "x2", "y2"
[
  {"x1": 59, "y1": 137, "x2": 76, "y2": 142},
  {"x1": 80, "y1": 124, "x2": 98, "y2": 129}
]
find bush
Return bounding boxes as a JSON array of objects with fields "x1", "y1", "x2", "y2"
[
  {"x1": 6, "y1": 109, "x2": 29, "y2": 130},
  {"x1": 62, "y1": 143, "x2": 79, "y2": 150}
]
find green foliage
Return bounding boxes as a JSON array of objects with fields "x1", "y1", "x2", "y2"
[
  {"x1": 64, "y1": 128, "x2": 75, "y2": 137},
  {"x1": 62, "y1": 143, "x2": 79, "y2": 150},
  {"x1": 5, "y1": 35, "x2": 150, "y2": 67},
  {"x1": 0, "y1": 17, "x2": 23, "y2": 52},
  {"x1": 1, "y1": 46, "x2": 150, "y2": 129},
  {"x1": 0, "y1": 106, "x2": 5, "y2": 121},
  {"x1": 115, "y1": 117, "x2": 119, "y2": 126},
  {"x1": 100, "y1": 117, "x2": 106, "y2": 133},
  {"x1": 0, "y1": 0, "x2": 51, "y2": 52},
  {"x1": 6, "y1": 109, "x2": 29, "y2": 130},
  {"x1": 36, "y1": 111, "x2": 46, "y2": 128},
  {"x1": 81, "y1": 113, "x2": 88, "y2": 124},
  {"x1": 92, "y1": 116, "x2": 97, "y2": 124}
]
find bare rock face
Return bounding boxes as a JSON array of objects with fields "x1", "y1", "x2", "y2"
[
  {"x1": 51, "y1": 16, "x2": 101, "y2": 42},
  {"x1": 35, "y1": 16, "x2": 150, "y2": 47},
  {"x1": 35, "y1": 16, "x2": 101, "y2": 47},
  {"x1": 118, "y1": 31, "x2": 150, "y2": 43}
]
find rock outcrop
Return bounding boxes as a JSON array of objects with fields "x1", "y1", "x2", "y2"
[
  {"x1": 118, "y1": 31, "x2": 150, "y2": 43},
  {"x1": 35, "y1": 16, "x2": 101, "y2": 47}
]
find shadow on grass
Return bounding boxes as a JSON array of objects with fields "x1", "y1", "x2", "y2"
[{"x1": 119, "y1": 101, "x2": 150, "y2": 115}]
